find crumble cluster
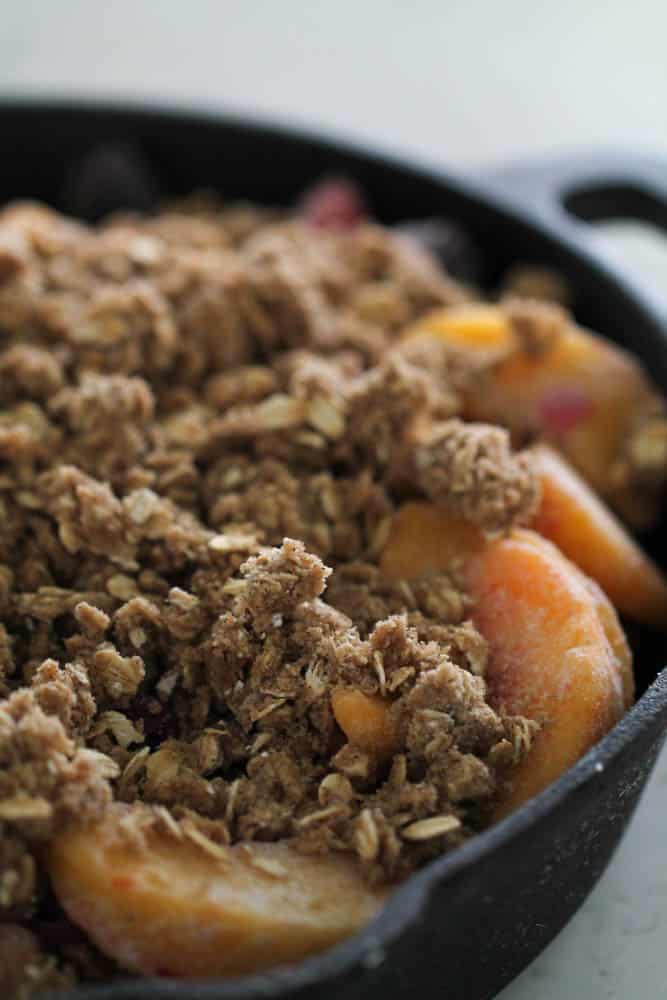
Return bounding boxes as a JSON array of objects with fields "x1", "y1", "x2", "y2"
[{"x1": 0, "y1": 194, "x2": 555, "y2": 993}]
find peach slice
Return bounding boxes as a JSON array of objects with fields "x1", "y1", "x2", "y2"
[
  {"x1": 378, "y1": 501, "x2": 483, "y2": 582},
  {"x1": 380, "y1": 507, "x2": 630, "y2": 815},
  {"x1": 473, "y1": 324, "x2": 652, "y2": 505},
  {"x1": 48, "y1": 809, "x2": 384, "y2": 979},
  {"x1": 532, "y1": 444, "x2": 667, "y2": 628},
  {"x1": 331, "y1": 688, "x2": 400, "y2": 760},
  {"x1": 403, "y1": 303, "x2": 516, "y2": 356},
  {"x1": 468, "y1": 530, "x2": 627, "y2": 815},
  {"x1": 403, "y1": 306, "x2": 657, "y2": 509},
  {"x1": 581, "y1": 575, "x2": 634, "y2": 711}
]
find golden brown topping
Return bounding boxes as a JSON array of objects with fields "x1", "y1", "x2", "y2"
[
  {"x1": 0, "y1": 924, "x2": 74, "y2": 998},
  {"x1": 501, "y1": 264, "x2": 572, "y2": 306},
  {"x1": 502, "y1": 296, "x2": 569, "y2": 356},
  {"x1": 0, "y1": 185, "x2": 649, "y2": 990},
  {"x1": 415, "y1": 419, "x2": 540, "y2": 534}
]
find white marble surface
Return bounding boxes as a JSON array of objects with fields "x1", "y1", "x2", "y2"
[{"x1": 2, "y1": 3, "x2": 667, "y2": 997}]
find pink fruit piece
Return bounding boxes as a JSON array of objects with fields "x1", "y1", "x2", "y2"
[
  {"x1": 539, "y1": 386, "x2": 594, "y2": 435},
  {"x1": 299, "y1": 177, "x2": 367, "y2": 230}
]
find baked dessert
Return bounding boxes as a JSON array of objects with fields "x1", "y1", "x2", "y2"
[{"x1": 0, "y1": 178, "x2": 665, "y2": 993}]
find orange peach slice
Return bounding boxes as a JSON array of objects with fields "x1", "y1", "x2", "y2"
[
  {"x1": 404, "y1": 303, "x2": 516, "y2": 356},
  {"x1": 331, "y1": 688, "x2": 400, "y2": 760},
  {"x1": 378, "y1": 501, "x2": 483, "y2": 582},
  {"x1": 49, "y1": 810, "x2": 384, "y2": 979},
  {"x1": 532, "y1": 444, "x2": 667, "y2": 628},
  {"x1": 474, "y1": 324, "x2": 651, "y2": 504},
  {"x1": 403, "y1": 306, "x2": 656, "y2": 509},
  {"x1": 380, "y1": 507, "x2": 630, "y2": 815},
  {"x1": 468, "y1": 530, "x2": 627, "y2": 815}
]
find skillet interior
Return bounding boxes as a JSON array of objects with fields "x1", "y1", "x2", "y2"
[{"x1": 1, "y1": 99, "x2": 666, "y2": 1000}]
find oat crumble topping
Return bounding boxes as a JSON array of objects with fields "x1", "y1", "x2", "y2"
[{"x1": 0, "y1": 182, "x2": 656, "y2": 994}]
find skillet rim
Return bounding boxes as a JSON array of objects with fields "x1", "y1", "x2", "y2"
[{"x1": 1, "y1": 95, "x2": 666, "y2": 1000}]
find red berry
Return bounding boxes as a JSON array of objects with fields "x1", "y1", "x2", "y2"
[
  {"x1": 299, "y1": 178, "x2": 366, "y2": 230},
  {"x1": 540, "y1": 387, "x2": 594, "y2": 434}
]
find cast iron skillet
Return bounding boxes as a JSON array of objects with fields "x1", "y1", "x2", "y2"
[{"x1": 3, "y1": 99, "x2": 666, "y2": 1000}]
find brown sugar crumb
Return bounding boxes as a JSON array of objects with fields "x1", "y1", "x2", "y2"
[
  {"x1": 610, "y1": 407, "x2": 667, "y2": 528},
  {"x1": 345, "y1": 354, "x2": 442, "y2": 469},
  {"x1": 0, "y1": 924, "x2": 75, "y2": 999},
  {"x1": 415, "y1": 418, "x2": 541, "y2": 534},
  {"x1": 501, "y1": 265, "x2": 573, "y2": 307},
  {"x1": 0, "y1": 346, "x2": 64, "y2": 404},
  {"x1": 232, "y1": 538, "x2": 331, "y2": 634},
  {"x1": 326, "y1": 561, "x2": 470, "y2": 638},
  {"x1": 204, "y1": 365, "x2": 279, "y2": 411},
  {"x1": 0, "y1": 224, "x2": 28, "y2": 279},
  {"x1": 40, "y1": 466, "x2": 138, "y2": 567},
  {"x1": 31, "y1": 658, "x2": 97, "y2": 741},
  {"x1": 501, "y1": 296, "x2": 570, "y2": 356},
  {"x1": 49, "y1": 372, "x2": 154, "y2": 488},
  {"x1": 0, "y1": 688, "x2": 113, "y2": 910}
]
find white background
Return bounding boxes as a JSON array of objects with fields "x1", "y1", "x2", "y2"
[{"x1": 2, "y1": 3, "x2": 667, "y2": 997}]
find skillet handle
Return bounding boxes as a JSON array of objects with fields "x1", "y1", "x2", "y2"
[{"x1": 472, "y1": 151, "x2": 667, "y2": 235}]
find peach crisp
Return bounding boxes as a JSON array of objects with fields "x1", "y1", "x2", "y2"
[{"x1": 0, "y1": 180, "x2": 665, "y2": 994}]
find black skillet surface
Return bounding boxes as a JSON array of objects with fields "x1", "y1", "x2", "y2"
[{"x1": 3, "y1": 99, "x2": 666, "y2": 1000}]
